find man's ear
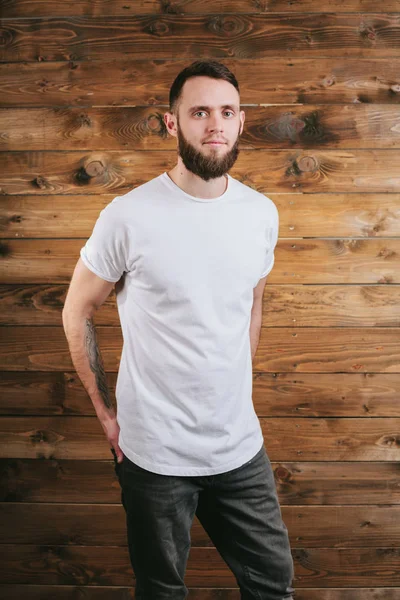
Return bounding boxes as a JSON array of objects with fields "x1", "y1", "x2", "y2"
[
  {"x1": 164, "y1": 112, "x2": 178, "y2": 138},
  {"x1": 239, "y1": 110, "x2": 245, "y2": 135}
]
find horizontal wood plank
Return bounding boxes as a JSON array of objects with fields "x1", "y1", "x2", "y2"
[
  {"x1": 1, "y1": 15, "x2": 400, "y2": 62},
  {"x1": 1, "y1": 371, "x2": 400, "y2": 418},
  {"x1": 1, "y1": 58, "x2": 399, "y2": 107},
  {"x1": 1, "y1": 284, "x2": 399, "y2": 327},
  {"x1": 2, "y1": 105, "x2": 400, "y2": 150},
  {"x1": 2, "y1": 458, "x2": 399, "y2": 504},
  {"x1": 0, "y1": 586, "x2": 398, "y2": 600},
  {"x1": 262, "y1": 285, "x2": 400, "y2": 327},
  {"x1": 1, "y1": 503, "x2": 400, "y2": 547},
  {"x1": 256, "y1": 326, "x2": 400, "y2": 372},
  {"x1": 1, "y1": 326, "x2": 399, "y2": 372},
  {"x1": 2, "y1": 193, "x2": 400, "y2": 238},
  {"x1": 3, "y1": 0, "x2": 400, "y2": 18},
  {"x1": 1, "y1": 150, "x2": 400, "y2": 195},
  {"x1": 1, "y1": 416, "x2": 399, "y2": 460},
  {"x1": 0, "y1": 544, "x2": 399, "y2": 586},
  {"x1": 2, "y1": 239, "x2": 400, "y2": 284}
]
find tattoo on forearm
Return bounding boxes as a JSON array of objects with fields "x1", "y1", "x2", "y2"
[{"x1": 84, "y1": 317, "x2": 112, "y2": 409}]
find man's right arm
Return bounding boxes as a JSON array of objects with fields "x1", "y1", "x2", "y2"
[{"x1": 62, "y1": 257, "x2": 124, "y2": 461}]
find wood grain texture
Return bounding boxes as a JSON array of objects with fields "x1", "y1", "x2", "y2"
[
  {"x1": 1, "y1": 415, "x2": 400, "y2": 460},
  {"x1": 2, "y1": 2, "x2": 400, "y2": 598},
  {"x1": 1, "y1": 284, "x2": 399, "y2": 327},
  {"x1": 2, "y1": 502, "x2": 400, "y2": 547},
  {"x1": 1, "y1": 14, "x2": 400, "y2": 62},
  {"x1": 255, "y1": 327, "x2": 400, "y2": 372},
  {"x1": 1, "y1": 326, "x2": 400, "y2": 372},
  {"x1": 1, "y1": 371, "x2": 400, "y2": 417},
  {"x1": 2, "y1": 238, "x2": 400, "y2": 284},
  {"x1": 3, "y1": 0, "x2": 400, "y2": 18},
  {"x1": 1, "y1": 58, "x2": 399, "y2": 107},
  {"x1": 0, "y1": 544, "x2": 399, "y2": 586},
  {"x1": 0, "y1": 587, "x2": 398, "y2": 600},
  {"x1": 2, "y1": 104, "x2": 400, "y2": 150},
  {"x1": 1, "y1": 150, "x2": 400, "y2": 195},
  {"x1": 2, "y1": 193, "x2": 400, "y2": 238},
  {"x1": 2, "y1": 458, "x2": 399, "y2": 505}
]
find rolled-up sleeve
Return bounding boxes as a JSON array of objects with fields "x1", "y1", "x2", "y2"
[
  {"x1": 259, "y1": 201, "x2": 279, "y2": 279},
  {"x1": 80, "y1": 198, "x2": 127, "y2": 283}
]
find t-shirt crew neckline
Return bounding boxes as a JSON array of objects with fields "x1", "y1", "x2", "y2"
[{"x1": 161, "y1": 171, "x2": 233, "y2": 203}]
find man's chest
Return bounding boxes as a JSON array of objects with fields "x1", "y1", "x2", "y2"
[{"x1": 127, "y1": 208, "x2": 268, "y2": 295}]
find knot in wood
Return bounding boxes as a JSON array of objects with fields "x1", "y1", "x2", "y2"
[
  {"x1": 78, "y1": 113, "x2": 91, "y2": 127},
  {"x1": 147, "y1": 112, "x2": 167, "y2": 137},
  {"x1": 208, "y1": 15, "x2": 243, "y2": 36},
  {"x1": 275, "y1": 467, "x2": 291, "y2": 481},
  {"x1": 297, "y1": 156, "x2": 318, "y2": 172},
  {"x1": 160, "y1": 0, "x2": 181, "y2": 14},
  {"x1": 30, "y1": 430, "x2": 48, "y2": 443},
  {"x1": 33, "y1": 176, "x2": 50, "y2": 189},
  {"x1": 268, "y1": 113, "x2": 304, "y2": 142},
  {"x1": 85, "y1": 161, "x2": 105, "y2": 177},
  {"x1": 146, "y1": 19, "x2": 170, "y2": 37},
  {"x1": 322, "y1": 76, "x2": 335, "y2": 87},
  {"x1": 377, "y1": 246, "x2": 396, "y2": 260}
]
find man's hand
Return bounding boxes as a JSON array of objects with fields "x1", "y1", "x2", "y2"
[{"x1": 99, "y1": 413, "x2": 124, "y2": 463}]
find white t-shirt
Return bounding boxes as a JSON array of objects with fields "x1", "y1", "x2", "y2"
[{"x1": 80, "y1": 171, "x2": 279, "y2": 476}]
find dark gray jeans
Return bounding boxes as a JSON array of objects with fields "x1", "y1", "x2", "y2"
[{"x1": 112, "y1": 444, "x2": 295, "y2": 600}]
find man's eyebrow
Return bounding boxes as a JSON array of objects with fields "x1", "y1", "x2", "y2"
[{"x1": 188, "y1": 104, "x2": 239, "y2": 112}]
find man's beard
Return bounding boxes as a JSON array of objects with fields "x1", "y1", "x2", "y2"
[{"x1": 176, "y1": 121, "x2": 240, "y2": 182}]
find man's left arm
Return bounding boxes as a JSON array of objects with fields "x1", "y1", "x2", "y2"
[{"x1": 250, "y1": 274, "x2": 269, "y2": 361}]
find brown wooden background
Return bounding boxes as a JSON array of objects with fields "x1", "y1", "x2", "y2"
[{"x1": 1, "y1": 1, "x2": 400, "y2": 599}]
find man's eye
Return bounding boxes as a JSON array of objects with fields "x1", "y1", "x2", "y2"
[{"x1": 194, "y1": 111, "x2": 234, "y2": 117}]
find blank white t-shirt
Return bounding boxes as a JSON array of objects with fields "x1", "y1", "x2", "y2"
[{"x1": 80, "y1": 171, "x2": 279, "y2": 476}]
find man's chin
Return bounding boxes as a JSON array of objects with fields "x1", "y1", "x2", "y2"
[{"x1": 192, "y1": 169, "x2": 229, "y2": 182}]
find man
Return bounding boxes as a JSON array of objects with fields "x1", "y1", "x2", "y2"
[{"x1": 62, "y1": 60, "x2": 295, "y2": 600}]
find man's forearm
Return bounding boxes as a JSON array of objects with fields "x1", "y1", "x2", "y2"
[
  {"x1": 249, "y1": 303, "x2": 263, "y2": 361},
  {"x1": 62, "y1": 310, "x2": 115, "y2": 422}
]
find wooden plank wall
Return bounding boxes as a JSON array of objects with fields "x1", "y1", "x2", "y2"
[{"x1": 1, "y1": 1, "x2": 400, "y2": 598}]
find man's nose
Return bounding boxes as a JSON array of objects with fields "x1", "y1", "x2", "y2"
[{"x1": 208, "y1": 114, "x2": 224, "y2": 131}]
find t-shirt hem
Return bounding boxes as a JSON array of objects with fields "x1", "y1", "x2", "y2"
[
  {"x1": 259, "y1": 256, "x2": 275, "y2": 279},
  {"x1": 80, "y1": 248, "x2": 120, "y2": 283},
  {"x1": 118, "y1": 434, "x2": 265, "y2": 477}
]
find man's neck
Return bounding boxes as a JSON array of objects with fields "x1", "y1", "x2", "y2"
[{"x1": 167, "y1": 167, "x2": 228, "y2": 199}]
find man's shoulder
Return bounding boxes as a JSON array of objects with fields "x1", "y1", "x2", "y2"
[
  {"x1": 103, "y1": 173, "x2": 163, "y2": 215},
  {"x1": 113, "y1": 173, "x2": 163, "y2": 202},
  {"x1": 231, "y1": 175, "x2": 278, "y2": 215}
]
